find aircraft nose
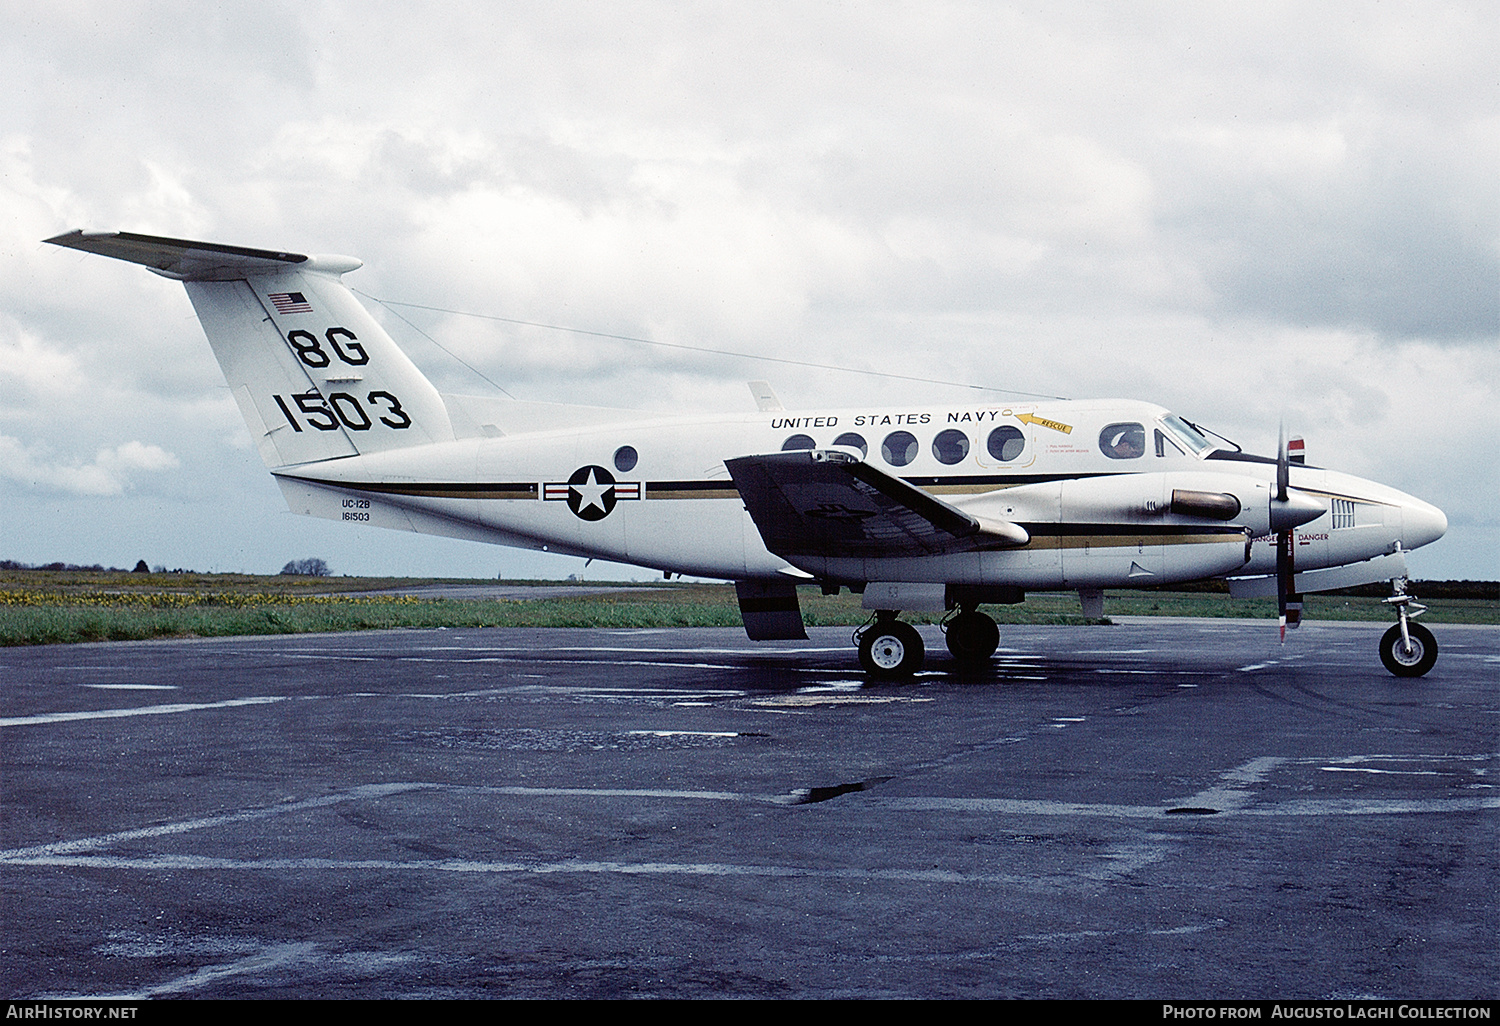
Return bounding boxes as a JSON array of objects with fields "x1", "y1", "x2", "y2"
[{"x1": 1402, "y1": 497, "x2": 1448, "y2": 551}]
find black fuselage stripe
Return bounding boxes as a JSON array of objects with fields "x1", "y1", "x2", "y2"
[
  {"x1": 296, "y1": 472, "x2": 1126, "y2": 498},
  {"x1": 293, "y1": 475, "x2": 1254, "y2": 532},
  {"x1": 302, "y1": 479, "x2": 538, "y2": 498},
  {"x1": 289, "y1": 478, "x2": 1248, "y2": 542}
]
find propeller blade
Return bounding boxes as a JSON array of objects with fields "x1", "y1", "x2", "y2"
[
  {"x1": 1277, "y1": 529, "x2": 1288, "y2": 641},
  {"x1": 1276, "y1": 527, "x2": 1302, "y2": 642},
  {"x1": 1275, "y1": 421, "x2": 1302, "y2": 641},
  {"x1": 1276, "y1": 421, "x2": 1289, "y2": 503}
]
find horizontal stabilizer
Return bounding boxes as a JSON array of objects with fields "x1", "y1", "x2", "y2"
[
  {"x1": 726, "y1": 449, "x2": 1028, "y2": 561},
  {"x1": 42, "y1": 230, "x2": 351, "y2": 280}
]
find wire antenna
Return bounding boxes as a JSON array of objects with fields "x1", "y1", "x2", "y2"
[
  {"x1": 355, "y1": 290, "x2": 517, "y2": 398},
  {"x1": 359, "y1": 293, "x2": 1067, "y2": 401}
]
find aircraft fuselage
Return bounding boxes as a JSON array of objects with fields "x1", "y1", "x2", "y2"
[{"x1": 273, "y1": 397, "x2": 1444, "y2": 592}]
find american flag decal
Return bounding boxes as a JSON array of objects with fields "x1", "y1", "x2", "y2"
[{"x1": 268, "y1": 291, "x2": 312, "y2": 315}]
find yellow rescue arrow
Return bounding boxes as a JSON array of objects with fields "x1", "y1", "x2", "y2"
[{"x1": 1016, "y1": 413, "x2": 1073, "y2": 434}]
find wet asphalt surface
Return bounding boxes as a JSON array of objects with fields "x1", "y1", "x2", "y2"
[{"x1": 1, "y1": 618, "x2": 1496, "y2": 999}]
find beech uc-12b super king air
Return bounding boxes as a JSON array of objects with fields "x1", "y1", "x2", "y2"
[{"x1": 47, "y1": 230, "x2": 1449, "y2": 678}]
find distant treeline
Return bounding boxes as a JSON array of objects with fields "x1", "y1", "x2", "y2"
[
  {"x1": 3, "y1": 560, "x2": 130, "y2": 572},
  {"x1": 2, "y1": 560, "x2": 185, "y2": 573},
  {"x1": 1329, "y1": 580, "x2": 1499, "y2": 600},
  {"x1": 1137, "y1": 579, "x2": 1498, "y2": 600}
]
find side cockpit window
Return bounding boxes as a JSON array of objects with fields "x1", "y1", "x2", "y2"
[
  {"x1": 1160, "y1": 414, "x2": 1214, "y2": 455},
  {"x1": 1099, "y1": 422, "x2": 1146, "y2": 460}
]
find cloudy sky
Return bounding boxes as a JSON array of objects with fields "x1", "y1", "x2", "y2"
[{"x1": 3, "y1": 1, "x2": 1495, "y2": 582}]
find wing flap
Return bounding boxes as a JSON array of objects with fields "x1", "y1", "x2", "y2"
[{"x1": 726, "y1": 450, "x2": 1027, "y2": 560}]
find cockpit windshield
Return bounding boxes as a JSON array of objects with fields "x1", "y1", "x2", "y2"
[{"x1": 1160, "y1": 414, "x2": 1215, "y2": 455}]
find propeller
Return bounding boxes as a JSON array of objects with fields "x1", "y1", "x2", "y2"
[{"x1": 1274, "y1": 423, "x2": 1302, "y2": 641}]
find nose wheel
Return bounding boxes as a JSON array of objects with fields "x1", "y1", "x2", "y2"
[
  {"x1": 1381, "y1": 572, "x2": 1437, "y2": 677},
  {"x1": 1380, "y1": 622, "x2": 1436, "y2": 677}
]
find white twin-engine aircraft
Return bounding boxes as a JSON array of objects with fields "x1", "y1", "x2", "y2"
[{"x1": 48, "y1": 230, "x2": 1449, "y2": 678}]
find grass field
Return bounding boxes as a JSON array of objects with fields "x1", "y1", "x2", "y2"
[{"x1": 0, "y1": 569, "x2": 1493, "y2": 647}]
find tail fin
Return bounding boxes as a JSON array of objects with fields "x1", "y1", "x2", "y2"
[{"x1": 46, "y1": 230, "x2": 453, "y2": 468}]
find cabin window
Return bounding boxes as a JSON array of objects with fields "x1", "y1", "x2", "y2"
[
  {"x1": 613, "y1": 445, "x2": 638, "y2": 472},
  {"x1": 986, "y1": 425, "x2": 1025, "y2": 462},
  {"x1": 932, "y1": 429, "x2": 970, "y2": 465},
  {"x1": 881, "y1": 430, "x2": 919, "y2": 467},
  {"x1": 833, "y1": 432, "x2": 868, "y2": 458},
  {"x1": 1099, "y1": 422, "x2": 1146, "y2": 460},
  {"x1": 781, "y1": 434, "x2": 816, "y2": 451}
]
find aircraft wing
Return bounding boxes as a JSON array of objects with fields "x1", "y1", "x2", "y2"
[{"x1": 725, "y1": 450, "x2": 1028, "y2": 559}]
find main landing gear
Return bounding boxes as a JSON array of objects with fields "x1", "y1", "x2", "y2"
[
  {"x1": 855, "y1": 614, "x2": 924, "y2": 679},
  {"x1": 854, "y1": 606, "x2": 1000, "y2": 679},
  {"x1": 1380, "y1": 575, "x2": 1437, "y2": 678},
  {"x1": 944, "y1": 607, "x2": 1000, "y2": 664}
]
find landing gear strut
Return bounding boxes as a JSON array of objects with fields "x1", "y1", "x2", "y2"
[
  {"x1": 944, "y1": 607, "x2": 999, "y2": 664},
  {"x1": 855, "y1": 613, "x2": 925, "y2": 679},
  {"x1": 1380, "y1": 575, "x2": 1437, "y2": 678}
]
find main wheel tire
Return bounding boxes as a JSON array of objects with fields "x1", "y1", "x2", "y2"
[
  {"x1": 858, "y1": 621, "x2": 925, "y2": 679},
  {"x1": 945, "y1": 611, "x2": 999, "y2": 663},
  {"x1": 1379, "y1": 622, "x2": 1437, "y2": 678}
]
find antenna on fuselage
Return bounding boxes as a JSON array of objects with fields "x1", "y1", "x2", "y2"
[{"x1": 748, "y1": 381, "x2": 784, "y2": 412}]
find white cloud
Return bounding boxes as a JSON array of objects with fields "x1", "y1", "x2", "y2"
[
  {"x1": 0, "y1": 436, "x2": 179, "y2": 496},
  {"x1": 0, "y1": 318, "x2": 83, "y2": 403},
  {"x1": 1, "y1": 1, "x2": 1494, "y2": 578}
]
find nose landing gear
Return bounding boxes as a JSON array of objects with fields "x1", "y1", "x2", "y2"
[{"x1": 1380, "y1": 574, "x2": 1437, "y2": 678}]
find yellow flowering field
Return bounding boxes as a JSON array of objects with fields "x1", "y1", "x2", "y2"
[{"x1": 0, "y1": 573, "x2": 1491, "y2": 646}]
